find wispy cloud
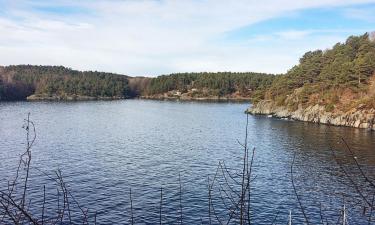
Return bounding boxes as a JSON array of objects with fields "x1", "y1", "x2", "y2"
[{"x1": 0, "y1": 0, "x2": 375, "y2": 76}]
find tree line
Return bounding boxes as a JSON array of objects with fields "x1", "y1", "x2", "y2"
[
  {"x1": 144, "y1": 72, "x2": 275, "y2": 98},
  {"x1": 0, "y1": 66, "x2": 275, "y2": 101},
  {"x1": 0, "y1": 65, "x2": 132, "y2": 100}
]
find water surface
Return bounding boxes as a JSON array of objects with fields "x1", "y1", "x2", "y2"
[{"x1": 0, "y1": 100, "x2": 375, "y2": 224}]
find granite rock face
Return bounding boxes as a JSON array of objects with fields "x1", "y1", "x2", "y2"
[{"x1": 247, "y1": 100, "x2": 375, "y2": 131}]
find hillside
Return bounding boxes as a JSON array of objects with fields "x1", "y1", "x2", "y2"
[
  {"x1": 142, "y1": 72, "x2": 275, "y2": 100},
  {"x1": 0, "y1": 65, "x2": 132, "y2": 100},
  {"x1": 248, "y1": 32, "x2": 375, "y2": 130},
  {"x1": 0, "y1": 66, "x2": 274, "y2": 101}
]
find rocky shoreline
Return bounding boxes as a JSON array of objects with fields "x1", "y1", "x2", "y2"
[
  {"x1": 25, "y1": 94, "x2": 250, "y2": 102},
  {"x1": 26, "y1": 94, "x2": 125, "y2": 101},
  {"x1": 247, "y1": 100, "x2": 375, "y2": 131},
  {"x1": 140, "y1": 95, "x2": 252, "y2": 102}
]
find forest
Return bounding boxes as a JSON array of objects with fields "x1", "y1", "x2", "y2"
[
  {"x1": 0, "y1": 65, "x2": 131, "y2": 100},
  {"x1": 144, "y1": 72, "x2": 275, "y2": 99},
  {"x1": 258, "y1": 32, "x2": 375, "y2": 111},
  {"x1": 0, "y1": 66, "x2": 275, "y2": 101}
]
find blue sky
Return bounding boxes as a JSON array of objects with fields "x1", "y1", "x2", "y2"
[
  {"x1": 225, "y1": 5, "x2": 375, "y2": 41},
  {"x1": 0, "y1": 0, "x2": 374, "y2": 76}
]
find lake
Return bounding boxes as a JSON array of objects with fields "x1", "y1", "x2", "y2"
[{"x1": 1, "y1": 100, "x2": 375, "y2": 224}]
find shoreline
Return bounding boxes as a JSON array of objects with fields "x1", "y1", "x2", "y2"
[
  {"x1": 140, "y1": 95, "x2": 252, "y2": 102},
  {"x1": 1, "y1": 95, "x2": 251, "y2": 103},
  {"x1": 26, "y1": 94, "x2": 126, "y2": 101},
  {"x1": 247, "y1": 100, "x2": 375, "y2": 131}
]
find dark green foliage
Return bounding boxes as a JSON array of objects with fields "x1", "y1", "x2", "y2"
[
  {"x1": 0, "y1": 65, "x2": 131, "y2": 100},
  {"x1": 0, "y1": 79, "x2": 34, "y2": 101},
  {"x1": 0, "y1": 66, "x2": 275, "y2": 101},
  {"x1": 264, "y1": 33, "x2": 375, "y2": 102},
  {"x1": 146, "y1": 72, "x2": 275, "y2": 97}
]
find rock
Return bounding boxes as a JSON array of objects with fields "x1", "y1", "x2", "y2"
[{"x1": 247, "y1": 100, "x2": 375, "y2": 131}]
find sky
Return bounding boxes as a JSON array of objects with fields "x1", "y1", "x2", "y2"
[{"x1": 0, "y1": 0, "x2": 374, "y2": 76}]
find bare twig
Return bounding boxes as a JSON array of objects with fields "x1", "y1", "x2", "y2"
[
  {"x1": 291, "y1": 154, "x2": 310, "y2": 225},
  {"x1": 331, "y1": 147, "x2": 372, "y2": 207},
  {"x1": 270, "y1": 210, "x2": 279, "y2": 225},
  {"x1": 179, "y1": 172, "x2": 183, "y2": 225},
  {"x1": 341, "y1": 138, "x2": 375, "y2": 189},
  {"x1": 42, "y1": 185, "x2": 45, "y2": 225},
  {"x1": 160, "y1": 186, "x2": 163, "y2": 225},
  {"x1": 239, "y1": 115, "x2": 249, "y2": 225},
  {"x1": 130, "y1": 188, "x2": 134, "y2": 225},
  {"x1": 368, "y1": 193, "x2": 375, "y2": 225}
]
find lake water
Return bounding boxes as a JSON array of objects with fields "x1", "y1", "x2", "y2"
[{"x1": 1, "y1": 100, "x2": 375, "y2": 224}]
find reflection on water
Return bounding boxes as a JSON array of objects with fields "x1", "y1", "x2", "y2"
[{"x1": 0, "y1": 100, "x2": 374, "y2": 224}]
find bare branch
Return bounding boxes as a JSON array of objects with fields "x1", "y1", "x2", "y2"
[{"x1": 291, "y1": 154, "x2": 310, "y2": 225}]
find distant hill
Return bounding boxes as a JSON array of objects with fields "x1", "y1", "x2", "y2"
[
  {"x1": 0, "y1": 65, "x2": 132, "y2": 100},
  {"x1": 0, "y1": 65, "x2": 275, "y2": 101},
  {"x1": 248, "y1": 32, "x2": 375, "y2": 130}
]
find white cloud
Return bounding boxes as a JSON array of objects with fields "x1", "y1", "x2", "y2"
[{"x1": 0, "y1": 0, "x2": 375, "y2": 76}]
